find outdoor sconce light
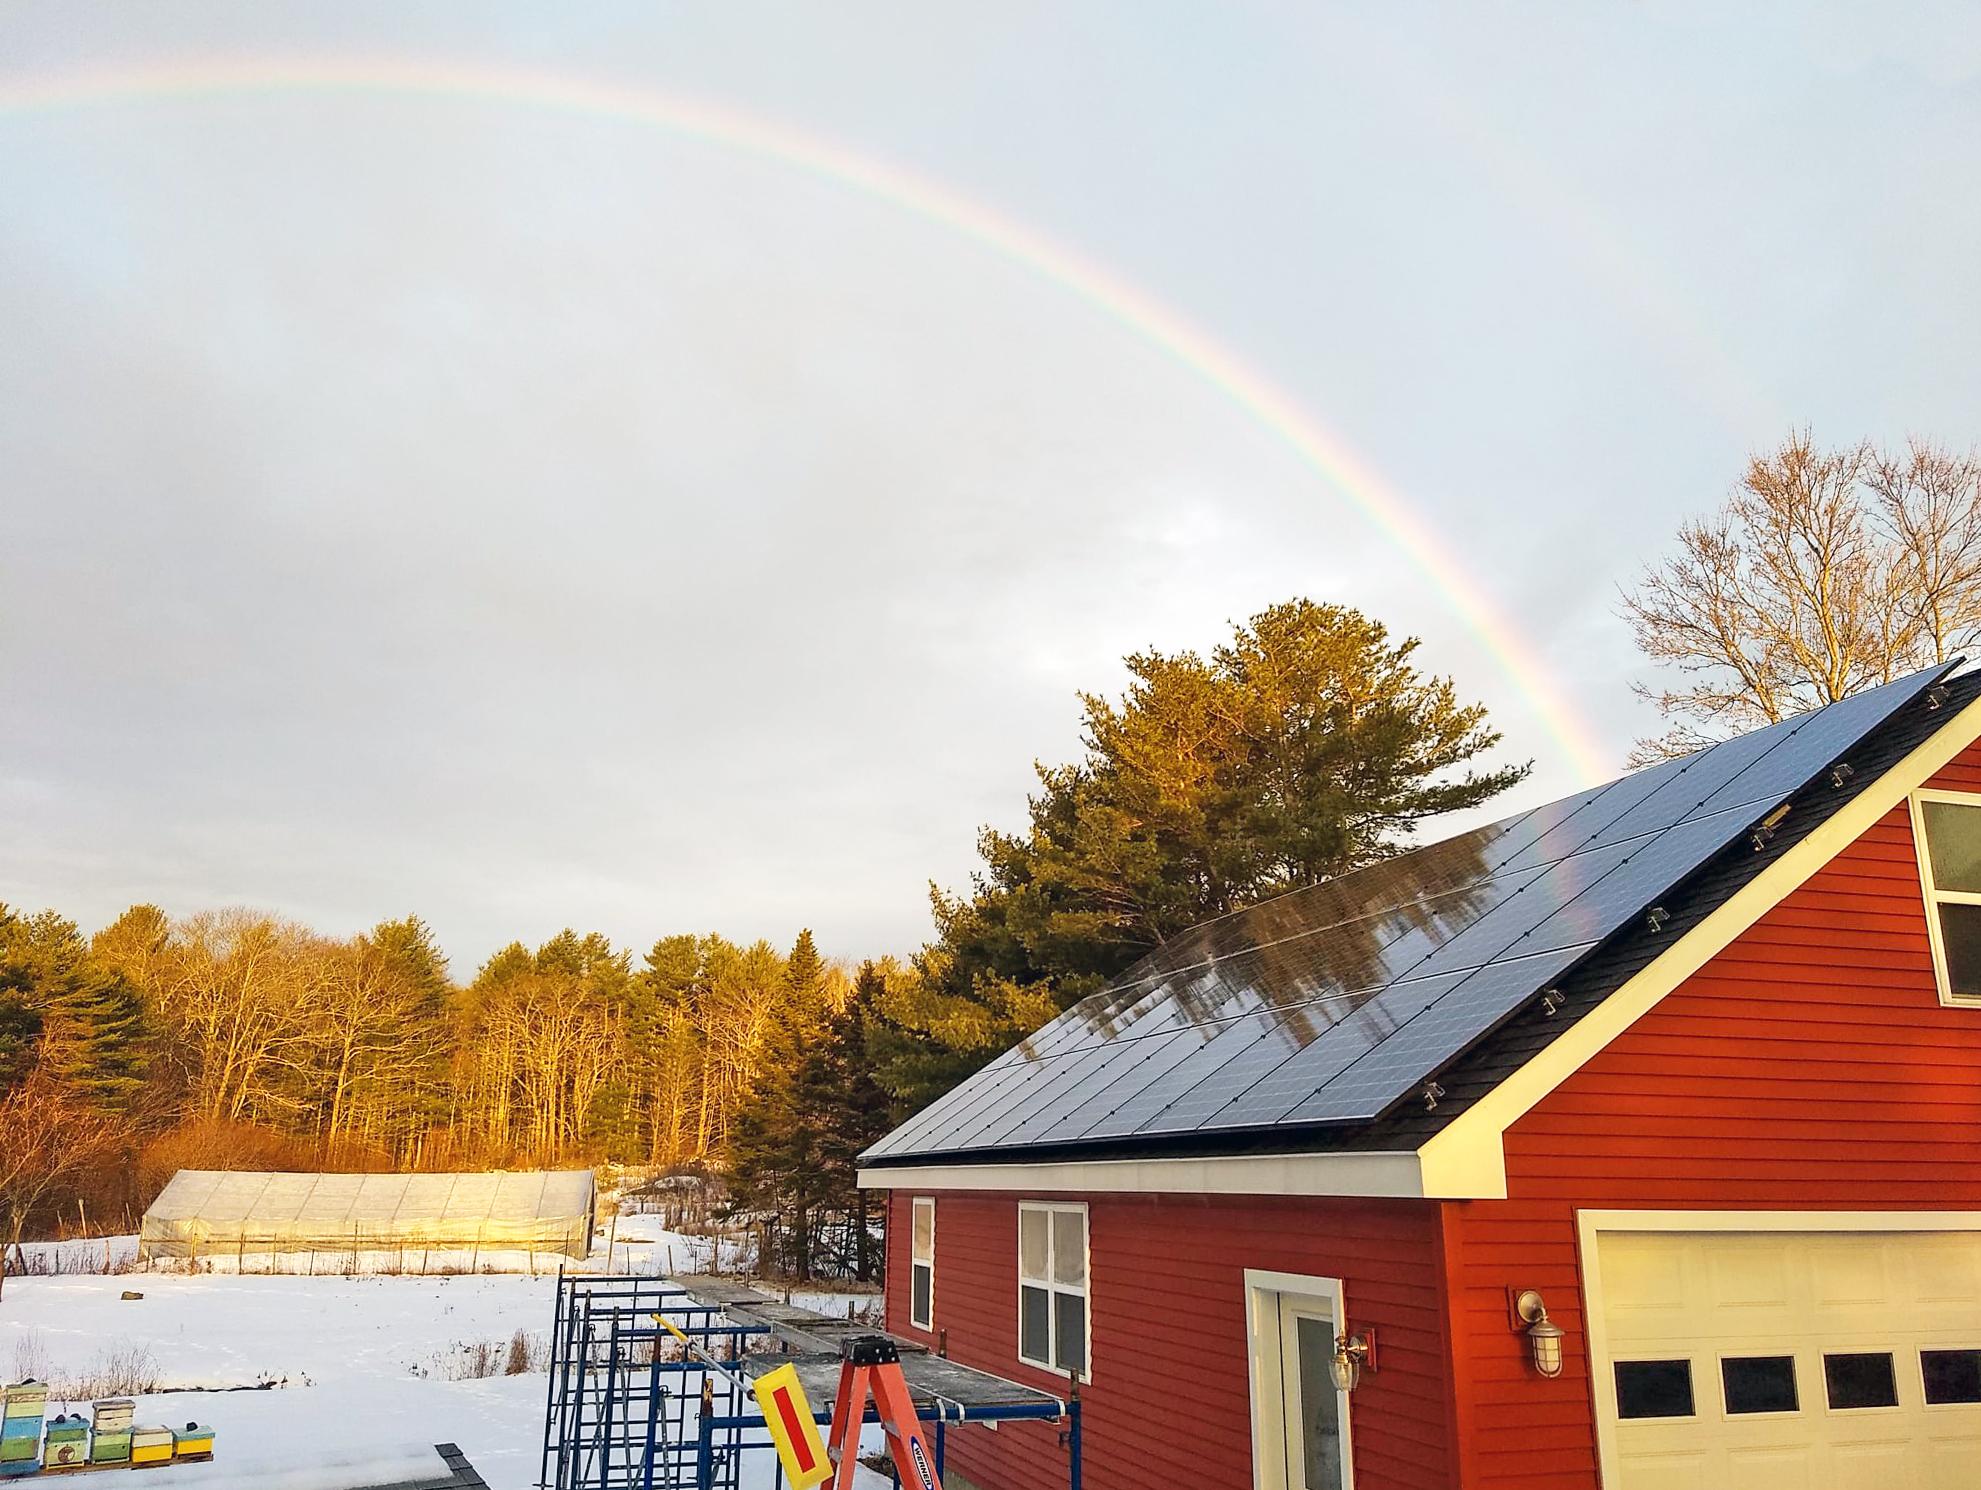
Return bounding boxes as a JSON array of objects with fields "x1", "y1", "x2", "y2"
[
  {"x1": 1512, "y1": 1290, "x2": 1565, "y2": 1379},
  {"x1": 1330, "y1": 1329, "x2": 1377, "y2": 1392}
]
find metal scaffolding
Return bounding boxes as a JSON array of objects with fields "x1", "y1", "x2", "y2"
[
  {"x1": 538, "y1": 1273, "x2": 1083, "y2": 1490},
  {"x1": 540, "y1": 1275, "x2": 765, "y2": 1490}
]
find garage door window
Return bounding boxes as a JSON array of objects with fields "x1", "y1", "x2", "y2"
[
  {"x1": 1910, "y1": 792, "x2": 1981, "y2": 1004},
  {"x1": 1615, "y1": 1359, "x2": 1695, "y2": 1420},
  {"x1": 1923, "y1": 1348, "x2": 1981, "y2": 1405},
  {"x1": 1823, "y1": 1352, "x2": 1899, "y2": 1410},
  {"x1": 1721, "y1": 1355, "x2": 1798, "y2": 1415}
]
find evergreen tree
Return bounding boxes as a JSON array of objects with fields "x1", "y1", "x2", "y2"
[
  {"x1": 0, "y1": 905, "x2": 148, "y2": 1109},
  {"x1": 366, "y1": 916, "x2": 452, "y2": 1007},
  {"x1": 729, "y1": 958, "x2": 895, "y2": 1279},
  {"x1": 874, "y1": 599, "x2": 1530, "y2": 1113}
]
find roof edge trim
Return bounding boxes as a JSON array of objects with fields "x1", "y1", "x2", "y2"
[
  {"x1": 1418, "y1": 677, "x2": 1981, "y2": 1178},
  {"x1": 856, "y1": 1144, "x2": 1502, "y2": 1200}
]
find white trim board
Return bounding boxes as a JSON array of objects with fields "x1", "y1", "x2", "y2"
[
  {"x1": 861, "y1": 690, "x2": 1981, "y2": 1203},
  {"x1": 858, "y1": 1148, "x2": 1433, "y2": 1198},
  {"x1": 1243, "y1": 1269, "x2": 1353, "y2": 1490}
]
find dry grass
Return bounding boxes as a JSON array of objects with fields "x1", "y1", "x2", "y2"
[
  {"x1": 426, "y1": 1328, "x2": 548, "y2": 1380},
  {"x1": 10, "y1": 1331, "x2": 161, "y2": 1398}
]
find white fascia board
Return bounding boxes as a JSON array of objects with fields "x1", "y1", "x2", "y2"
[{"x1": 857, "y1": 1148, "x2": 1438, "y2": 1199}]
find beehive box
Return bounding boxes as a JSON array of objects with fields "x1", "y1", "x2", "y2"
[
  {"x1": 0, "y1": 1383, "x2": 46, "y2": 1424},
  {"x1": 172, "y1": 1423, "x2": 214, "y2": 1461},
  {"x1": 90, "y1": 1400, "x2": 133, "y2": 1435},
  {"x1": 43, "y1": 1416, "x2": 89, "y2": 1467},
  {"x1": 130, "y1": 1426, "x2": 174, "y2": 1466}
]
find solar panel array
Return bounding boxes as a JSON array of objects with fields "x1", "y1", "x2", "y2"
[{"x1": 865, "y1": 666, "x2": 1947, "y2": 1163}]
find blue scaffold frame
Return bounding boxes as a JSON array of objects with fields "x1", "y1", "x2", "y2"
[{"x1": 539, "y1": 1273, "x2": 1082, "y2": 1490}]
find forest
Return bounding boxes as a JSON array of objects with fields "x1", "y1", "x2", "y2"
[{"x1": 0, "y1": 598, "x2": 1544, "y2": 1278}]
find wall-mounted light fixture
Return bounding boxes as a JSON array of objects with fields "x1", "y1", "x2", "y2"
[
  {"x1": 1511, "y1": 1290, "x2": 1564, "y2": 1378},
  {"x1": 1330, "y1": 1329, "x2": 1378, "y2": 1392}
]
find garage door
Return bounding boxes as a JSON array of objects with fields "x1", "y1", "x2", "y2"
[{"x1": 1587, "y1": 1224, "x2": 1981, "y2": 1489}]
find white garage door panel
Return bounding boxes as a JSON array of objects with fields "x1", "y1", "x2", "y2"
[{"x1": 1590, "y1": 1226, "x2": 1981, "y2": 1490}]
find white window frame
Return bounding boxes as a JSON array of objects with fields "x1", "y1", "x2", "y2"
[
  {"x1": 1016, "y1": 1200, "x2": 1091, "y2": 1379},
  {"x1": 908, "y1": 1196, "x2": 935, "y2": 1331},
  {"x1": 1909, "y1": 789, "x2": 1981, "y2": 1006},
  {"x1": 1243, "y1": 1269, "x2": 1354, "y2": 1490}
]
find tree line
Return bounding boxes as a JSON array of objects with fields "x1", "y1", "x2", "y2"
[{"x1": 0, "y1": 907, "x2": 902, "y2": 1261}]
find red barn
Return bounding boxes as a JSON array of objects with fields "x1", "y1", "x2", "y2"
[{"x1": 858, "y1": 664, "x2": 1981, "y2": 1490}]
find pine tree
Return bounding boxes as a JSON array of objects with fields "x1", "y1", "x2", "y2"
[
  {"x1": 0, "y1": 905, "x2": 148, "y2": 1109},
  {"x1": 874, "y1": 600, "x2": 1530, "y2": 1112}
]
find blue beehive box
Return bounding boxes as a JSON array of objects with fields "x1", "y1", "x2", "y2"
[{"x1": 0, "y1": 1381, "x2": 46, "y2": 1475}]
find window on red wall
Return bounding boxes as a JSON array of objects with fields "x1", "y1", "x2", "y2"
[
  {"x1": 1914, "y1": 791, "x2": 1981, "y2": 1005},
  {"x1": 1018, "y1": 1201, "x2": 1088, "y2": 1378},
  {"x1": 910, "y1": 1197, "x2": 935, "y2": 1330}
]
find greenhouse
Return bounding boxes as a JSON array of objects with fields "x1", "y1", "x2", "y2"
[{"x1": 138, "y1": 1169, "x2": 597, "y2": 1260}]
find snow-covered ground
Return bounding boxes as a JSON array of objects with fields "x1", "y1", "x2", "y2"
[{"x1": 2, "y1": 1217, "x2": 885, "y2": 1489}]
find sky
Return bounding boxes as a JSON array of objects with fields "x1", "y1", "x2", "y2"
[{"x1": 4, "y1": 3, "x2": 1980, "y2": 972}]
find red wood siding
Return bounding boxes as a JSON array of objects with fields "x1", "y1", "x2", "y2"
[
  {"x1": 1451, "y1": 744, "x2": 1981, "y2": 1489},
  {"x1": 882, "y1": 1188, "x2": 1455, "y2": 1490}
]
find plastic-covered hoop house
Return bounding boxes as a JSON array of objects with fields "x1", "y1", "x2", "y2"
[{"x1": 138, "y1": 1169, "x2": 596, "y2": 1260}]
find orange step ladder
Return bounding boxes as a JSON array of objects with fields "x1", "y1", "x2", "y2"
[{"x1": 826, "y1": 1336, "x2": 942, "y2": 1490}]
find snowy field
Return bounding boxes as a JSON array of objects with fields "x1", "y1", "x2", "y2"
[{"x1": 2, "y1": 1215, "x2": 886, "y2": 1489}]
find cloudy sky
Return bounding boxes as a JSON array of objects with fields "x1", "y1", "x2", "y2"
[{"x1": 4, "y1": 3, "x2": 1980, "y2": 970}]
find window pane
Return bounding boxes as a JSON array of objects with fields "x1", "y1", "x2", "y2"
[
  {"x1": 1052, "y1": 1211, "x2": 1086, "y2": 1288},
  {"x1": 1053, "y1": 1292, "x2": 1087, "y2": 1376},
  {"x1": 911, "y1": 1263, "x2": 932, "y2": 1327},
  {"x1": 1923, "y1": 1348, "x2": 1981, "y2": 1405},
  {"x1": 1824, "y1": 1352, "x2": 1899, "y2": 1409},
  {"x1": 1019, "y1": 1209, "x2": 1048, "y2": 1280},
  {"x1": 1020, "y1": 1284, "x2": 1051, "y2": 1363},
  {"x1": 1721, "y1": 1355, "x2": 1798, "y2": 1414},
  {"x1": 1616, "y1": 1360, "x2": 1695, "y2": 1419},
  {"x1": 1924, "y1": 801, "x2": 1981, "y2": 892},
  {"x1": 1292, "y1": 1316, "x2": 1344, "y2": 1490},
  {"x1": 912, "y1": 1200, "x2": 934, "y2": 1261},
  {"x1": 1941, "y1": 903, "x2": 1981, "y2": 998}
]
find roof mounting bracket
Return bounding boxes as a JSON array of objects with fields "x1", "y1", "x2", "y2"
[
  {"x1": 1421, "y1": 1080, "x2": 1446, "y2": 1112},
  {"x1": 1750, "y1": 801, "x2": 1793, "y2": 850},
  {"x1": 1930, "y1": 683, "x2": 1951, "y2": 709},
  {"x1": 1540, "y1": 989, "x2": 1564, "y2": 1017},
  {"x1": 1645, "y1": 906, "x2": 1670, "y2": 932},
  {"x1": 1830, "y1": 762, "x2": 1855, "y2": 788}
]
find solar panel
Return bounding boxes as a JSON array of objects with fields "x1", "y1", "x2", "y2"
[{"x1": 864, "y1": 664, "x2": 1950, "y2": 1163}]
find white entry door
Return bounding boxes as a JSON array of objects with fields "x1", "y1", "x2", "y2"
[{"x1": 1275, "y1": 1291, "x2": 1351, "y2": 1490}]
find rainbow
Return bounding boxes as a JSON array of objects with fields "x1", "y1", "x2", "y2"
[{"x1": 0, "y1": 54, "x2": 1610, "y2": 781}]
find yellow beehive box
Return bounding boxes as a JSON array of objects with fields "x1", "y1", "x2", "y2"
[
  {"x1": 131, "y1": 1425, "x2": 175, "y2": 1466},
  {"x1": 172, "y1": 1423, "x2": 215, "y2": 1461}
]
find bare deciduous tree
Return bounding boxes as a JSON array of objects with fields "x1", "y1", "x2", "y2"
[
  {"x1": 1620, "y1": 432, "x2": 1981, "y2": 762},
  {"x1": 0, "y1": 1058, "x2": 120, "y2": 1291}
]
